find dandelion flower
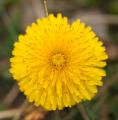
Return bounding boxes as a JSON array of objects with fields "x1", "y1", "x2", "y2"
[{"x1": 10, "y1": 14, "x2": 108, "y2": 110}]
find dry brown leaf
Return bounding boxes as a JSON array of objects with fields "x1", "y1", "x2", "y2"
[{"x1": 25, "y1": 110, "x2": 47, "y2": 120}]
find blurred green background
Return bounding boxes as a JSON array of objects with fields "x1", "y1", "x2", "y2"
[{"x1": 0, "y1": 0, "x2": 118, "y2": 120}]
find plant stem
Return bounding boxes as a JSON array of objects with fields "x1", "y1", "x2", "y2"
[{"x1": 44, "y1": 0, "x2": 48, "y2": 17}]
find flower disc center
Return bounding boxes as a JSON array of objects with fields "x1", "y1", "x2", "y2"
[{"x1": 51, "y1": 53, "x2": 65, "y2": 67}]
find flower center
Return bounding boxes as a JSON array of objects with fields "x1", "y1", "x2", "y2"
[{"x1": 51, "y1": 53, "x2": 65, "y2": 67}]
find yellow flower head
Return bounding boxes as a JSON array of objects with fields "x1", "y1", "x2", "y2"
[{"x1": 10, "y1": 14, "x2": 108, "y2": 110}]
